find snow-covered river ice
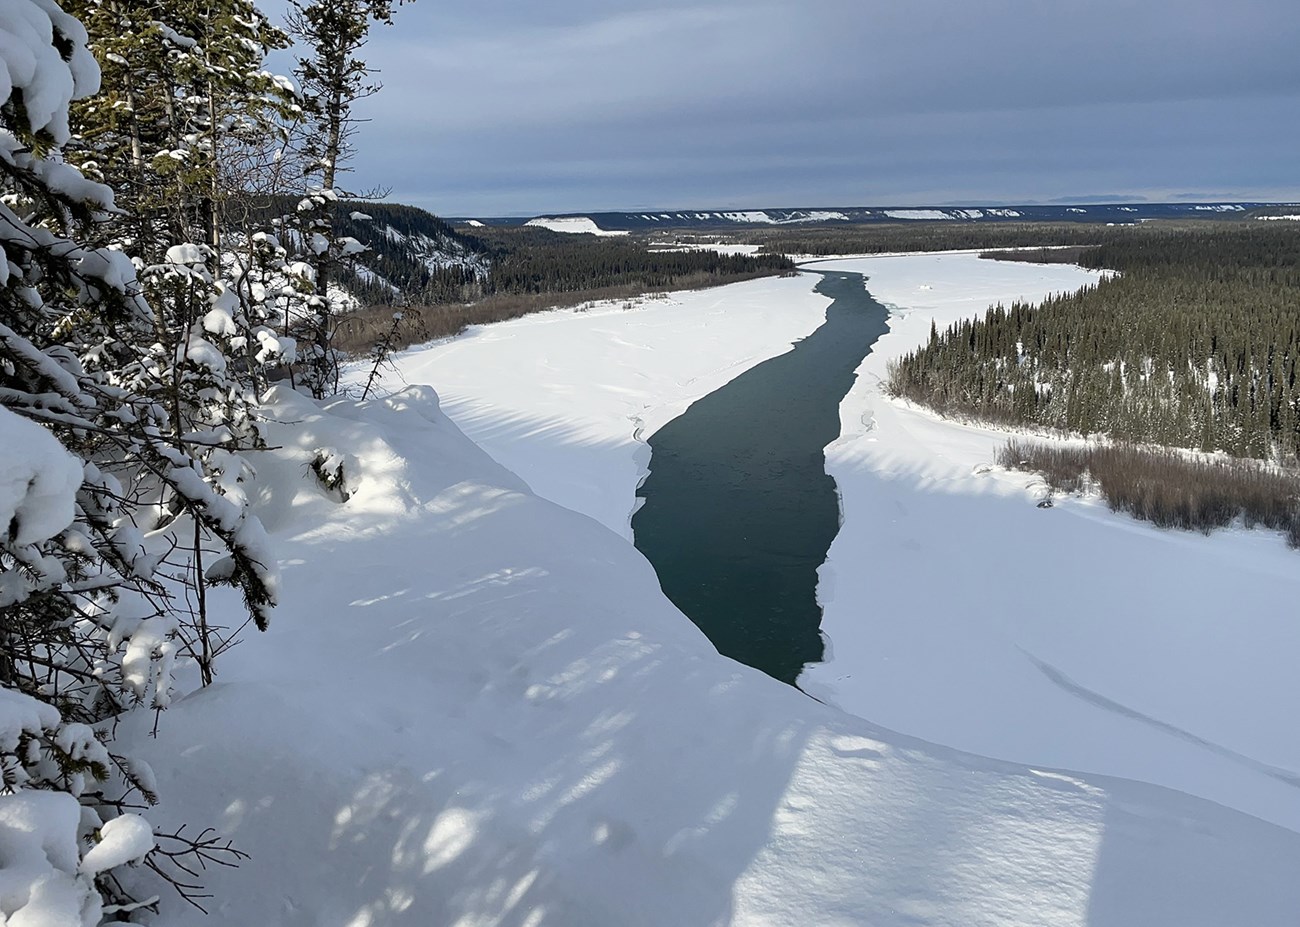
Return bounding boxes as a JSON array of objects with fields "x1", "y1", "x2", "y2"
[
  {"x1": 631, "y1": 271, "x2": 889, "y2": 684},
  {"x1": 380, "y1": 253, "x2": 1300, "y2": 838}
]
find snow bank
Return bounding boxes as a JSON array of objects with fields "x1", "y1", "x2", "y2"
[
  {"x1": 115, "y1": 383, "x2": 1300, "y2": 925},
  {"x1": 525, "y1": 216, "x2": 629, "y2": 236},
  {"x1": 381, "y1": 275, "x2": 832, "y2": 539},
  {"x1": 800, "y1": 252, "x2": 1300, "y2": 833}
]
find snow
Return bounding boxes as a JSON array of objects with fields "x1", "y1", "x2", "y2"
[
  {"x1": 648, "y1": 241, "x2": 762, "y2": 256},
  {"x1": 112, "y1": 378, "x2": 1300, "y2": 926},
  {"x1": 381, "y1": 275, "x2": 830, "y2": 538},
  {"x1": 79, "y1": 814, "x2": 154, "y2": 876},
  {"x1": 883, "y1": 209, "x2": 954, "y2": 220},
  {"x1": 0, "y1": 791, "x2": 99, "y2": 927},
  {"x1": 525, "y1": 216, "x2": 629, "y2": 237},
  {"x1": 95, "y1": 255, "x2": 1292, "y2": 923},
  {"x1": 0, "y1": 406, "x2": 82, "y2": 549},
  {"x1": 798, "y1": 253, "x2": 1300, "y2": 835},
  {"x1": 165, "y1": 243, "x2": 207, "y2": 265},
  {"x1": 715, "y1": 210, "x2": 850, "y2": 224},
  {"x1": 1258, "y1": 214, "x2": 1300, "y2": 220},
  {"x1": 368, "y1": 254, "x2": 1300, "y2": 834}
]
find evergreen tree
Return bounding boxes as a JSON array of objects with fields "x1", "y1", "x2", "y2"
[
  {"x1": 1, "y1": 1, "x2": 278, "y2": 918},
  {"x1": 285, "y1": 0, "x2": 412, "y2": 396}
]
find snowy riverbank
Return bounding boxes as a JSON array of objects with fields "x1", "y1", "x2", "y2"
[
  {"x1": 799, "y1": 253, "x2": 1300, "y2": 835},
  {"x1": 105, "y1": 256, "x2": 1300, "y2": 923},
  {"x1": 118, "y1": 381, "x2": 1300, "y2": 925},
  {"x1": 382, "y1": 253, "x2": 1300, "y2": 835}
]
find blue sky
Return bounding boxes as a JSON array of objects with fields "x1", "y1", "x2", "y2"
[{"x1": 264, "y1": 0, "x2": 1300, "y2": 217}]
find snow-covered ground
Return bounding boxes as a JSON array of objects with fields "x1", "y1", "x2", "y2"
[
  {"x1": 377, "y1": 253, "x2": 1300, "y2": 832},
  {"x1": 119, "y1": 383, "x2": 1300, "y2": 927},
  {"x1": 647, "y1": 242, "x2": 763, "y2": 256},
  {"x1": 105, "y1": 255, "x2": 1300, "y2": 923},
  {"x1": 382, "y1": 275, "x2": 831, "y2": 539},
  {"x1": 800, "y1": 253, "x2": 1300, "y2": 834}
]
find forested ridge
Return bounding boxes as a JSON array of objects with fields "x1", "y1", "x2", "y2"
[
  {"x1": 887, "y1": 225, "x2": 1300, "y2": 462},
  {"x1": 247, "y1": 199, "x2": 797, "y2": 312},
  {"x1": 343, "y1": 218, "x2": 795, "y2": 306},
  {"x1": 475, "y1": 226, "x2": 794, "y2": 296},
  {"x1": 753, "y1": 222, "x2": 1132, "y2": 257}
]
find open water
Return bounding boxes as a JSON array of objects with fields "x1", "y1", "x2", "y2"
[{"x1": 632, "y1": 270, "x2": 889, "y2": 684}]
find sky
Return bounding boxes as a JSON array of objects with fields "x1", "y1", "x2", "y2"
[{"x1": 263, "y1": 0, "x2": 1300, "y2": 217}]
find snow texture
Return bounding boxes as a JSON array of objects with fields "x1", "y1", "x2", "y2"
[
  {"x1": 78, "y1": 814, "x2": 154, "y2": 876},
  {"x1": 0, "y1": 791, "x2": 99, "y2": 927},
  {"x1": 106, "y1": 262, "x2": 1300, "y2": 925},
  {"x1": 0, "y1": 406, "x2": 82, "y2": 547}
]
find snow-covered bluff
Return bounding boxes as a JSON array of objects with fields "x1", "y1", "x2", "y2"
[{"x1": 112, "y1": 373, "x2": 1300, "y2": 925}]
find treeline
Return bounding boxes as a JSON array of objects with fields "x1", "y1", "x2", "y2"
[
  {"x1": 335, "y1": 226, "x2": 796, "y2": 353},
  {"x1": 887, "y1": 225, "x2": 1300, "y2": 461},
  {"x1": 752, "y1": 220, "x2": 1242, "y2": 258},
  {"x1": 469, "y1": 226, "x2": 794, "y2": 297}
]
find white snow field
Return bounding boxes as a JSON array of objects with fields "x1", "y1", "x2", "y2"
[
  {"x1": 119, "y1": 383, "x2": 1300, "y2": 927},
  {"x1": 798, "y1": 254, "x2": 1300, "y2": 836},
  {"x1": 395, "y1": 253, "x2": 1300, "y2": 836}
]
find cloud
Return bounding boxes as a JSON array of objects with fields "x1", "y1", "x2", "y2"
[{"x1": 270, "y1": 0, "x2": 1300, "y2": 214}]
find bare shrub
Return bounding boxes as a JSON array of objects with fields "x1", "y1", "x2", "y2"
[{"x1": 999, "y1": 439, "x2": 1300, "y2": 546}]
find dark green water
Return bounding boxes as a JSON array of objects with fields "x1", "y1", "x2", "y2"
[{"x1": 632, "y1": 271, "x2": 889, "y2": 685}]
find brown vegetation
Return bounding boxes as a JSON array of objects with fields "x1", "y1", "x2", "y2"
[
  {"x1": 979, "y1": 246, "x2": 1094, "y2": 265},
  {"x1": 997, "y1": 439, "x2": 1300, "y2": 546}
]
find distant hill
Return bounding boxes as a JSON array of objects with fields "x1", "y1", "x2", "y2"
[
  {"x1": 330, "y1": 201, "x2": 491, "y2": 306},
  {"x1": 304, "y1": 199, "x2": 1300, "y2": 308},
  {"x1": 453, "y1": 202, "x2": 1299, "y2": 232}
]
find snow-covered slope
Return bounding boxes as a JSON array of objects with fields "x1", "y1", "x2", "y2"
[
  {"x1": 469, "y1": 203, "x2": 1279, "y2": 231},
  {"x1": 119, "y1": 383, "x2": 1300, "y2": 926},
  {"x1": 525, "y1": 216, "x2": 629, "y2": 236}
]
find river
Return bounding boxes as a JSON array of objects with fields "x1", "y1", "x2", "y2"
[{"x1": 631, "y1": 270, "x2": 889, "y2": 684}]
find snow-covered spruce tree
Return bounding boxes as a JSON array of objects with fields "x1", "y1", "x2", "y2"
[
  {"x1": 1, "y1": 0, "x2": 277, "y2": 920},
  {"x1": 66, "y1": 0, "x2": 308, "y2": 386},
  {"x1": 285, "y1": 0, "x2": 410, "y2": 396}
]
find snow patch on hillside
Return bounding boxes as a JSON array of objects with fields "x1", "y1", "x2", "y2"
[
  {"x1": 883, "y1": 209, "x2": 955, "y2": 220},
  {"x1": 379, "y1": 225, "x2": 490, "y2": 276},
  {"x1": 526, "y1": 216, "x2": 629, "y2": 236}
]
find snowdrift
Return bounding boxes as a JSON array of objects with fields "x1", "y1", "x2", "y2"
[{"x1": 118, "y1": 384, "x2": 1300, "y2": 926}]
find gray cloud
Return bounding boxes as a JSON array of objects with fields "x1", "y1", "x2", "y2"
[{"x1": 268, "y1": 0, "x2": 1300, "y2": 215}]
